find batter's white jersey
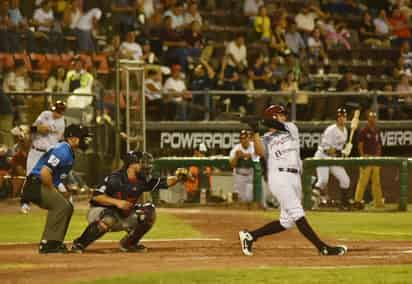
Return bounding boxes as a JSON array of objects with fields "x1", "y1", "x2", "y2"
[
  {"x1": 263, "y1": 122, "x2": 302, "y2": 174},
  {"x1": 229, "y1": 142, "x2": 259, "y2": 202},
  {"x1": 261, "y1": 122, "x2": 305, "y2": 229},
  {"x1": 314, "y1": 123, "x2": 350, "y2": 190},
  {"x1": 26, "y1": 111, "x2": 65, "y2": 174}
]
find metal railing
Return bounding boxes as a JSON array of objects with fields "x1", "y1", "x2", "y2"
[{"x1": 141, "y1": 89, "x2": 412, "y2": 121}]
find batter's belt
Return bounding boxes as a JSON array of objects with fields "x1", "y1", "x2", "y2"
[{"x1": 278, "y1": 168, "x2": 299, "y2": 174}]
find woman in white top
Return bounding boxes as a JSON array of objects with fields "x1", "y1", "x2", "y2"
[
  {"x1": 75, "y1": 7, "x2": 102, "y2": 52},
  {"x1": 184, "y1": 2, "x2": 202, "y2": 27},
  {"x1": 307, "y1": 28, "x2": 328, "y2": 64},
  {"x1": 32, "y1": 0, "x2": 64, "y2": 53}
]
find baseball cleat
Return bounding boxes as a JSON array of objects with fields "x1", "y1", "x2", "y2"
[
  {"x1": 70, "y1": 242, "x2": 85, "y2": 254},
  {"x1": 39, "y1": 240, "x2": 68, "y2": 254},
  {"x1": 20, "y1": 203, "x2": 30, "y2": 214},
  {"x1": 120, "y1": 242, "x2": 148, "y2": 253},
  {"x1": 320, "y1": 245, "x2": 347, "y2": 256},
  {"x1": 239, "y1": 230, "x2": 254, "y2": 256}
]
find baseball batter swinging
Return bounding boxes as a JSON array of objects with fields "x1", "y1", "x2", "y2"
[
  {"x1": 239, "y1": 105, "x2": 347, "y2": 256},
  {"x1": 71, "y1": 151, "x2": 190, "y2": 253},
  {"x1": 312, "y1": 108, "x2": 351, "y2": 209}
]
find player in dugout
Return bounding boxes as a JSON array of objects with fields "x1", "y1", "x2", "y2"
[
  {"x1": 70, "y1": 151, "x2": 191, "y2": 253},
  {"x1": 353, "y1": 111, "x2": 384, "y2": 209}
]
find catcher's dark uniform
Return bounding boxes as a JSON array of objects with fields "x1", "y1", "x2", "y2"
[{"x1": 72, "y1": 168, "x2": 169, "y2": 252}]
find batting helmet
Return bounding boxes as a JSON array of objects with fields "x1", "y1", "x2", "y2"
[
  {"x1": 51, "y1": 100, "x2": 67, "y2": 114},
  {"x1": 337, "y1": 108, "x2": 347, "y2": 118},
  {"x1": 262, "y1": 104, "x2": 288, "y2": 131},
  {"x1": 263, "y1": 104, "x2": 288, "y2": 120},
  {"x1": 64, "y1": 124, "x2": 91, "y2": 151}
]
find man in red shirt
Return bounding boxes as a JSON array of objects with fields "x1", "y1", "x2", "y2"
[
  {"x1": 389, "y1": 8, "x2": 411, "y2": 46},
  {"x1": 354, "y1": 112, "x2": 384, "y2": 209}
]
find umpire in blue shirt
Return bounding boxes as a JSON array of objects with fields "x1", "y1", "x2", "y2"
[{"x1": 22, "y1": 124, "x2": 91, "y2": 254}]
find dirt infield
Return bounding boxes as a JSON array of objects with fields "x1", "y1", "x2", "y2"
[{"x1": 2, "y1": 208, "x2": 412, "y2": 284}]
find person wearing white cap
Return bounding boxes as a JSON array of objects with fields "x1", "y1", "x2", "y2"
[{"x1": 229, "y1": 130, "x2": 259, "y2": 202}]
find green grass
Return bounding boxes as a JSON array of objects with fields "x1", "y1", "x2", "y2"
[
  {"x1": 0, "y1": 210, "x2": 201, "y2": 243},
  {"x1": 76, "y1": 265, "x2": 412, "y2": 284},
  {"x1": 263, "y1": 210, "x2": 412, "y2": 240}
]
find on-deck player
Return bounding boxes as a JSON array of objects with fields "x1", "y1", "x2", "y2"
[
  {"x1": 239, "y1": 105, "x2": 347, "y2": 256},
  {"x1": 312, "y1": 108, "x2": 351, "y2": 209},
  {"x1": 21, "y1": 101, "x2": 67, "y2": 214}
]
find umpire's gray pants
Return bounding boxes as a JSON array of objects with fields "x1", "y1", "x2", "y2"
[{"x1": 22, "y1": 176, "x2": 73, "y2": 242}]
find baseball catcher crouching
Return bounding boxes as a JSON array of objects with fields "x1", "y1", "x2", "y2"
[{"x1": 71, "y1": 151, "x2": 188, "y2": 253}]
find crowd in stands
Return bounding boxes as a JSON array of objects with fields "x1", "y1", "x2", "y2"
[{"x1": 2, "y1": 0, "x2": 412, "y2": 128}]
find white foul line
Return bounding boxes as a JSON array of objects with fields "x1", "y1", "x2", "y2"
[{"x1": 0, "y1": 238, "x2": 222, "y2": 246}]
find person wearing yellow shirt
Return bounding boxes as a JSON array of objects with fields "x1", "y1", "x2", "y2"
[
  {"x1": 254, "y1": 6, "x2": 271, "y2": 41},
  {"x1": 64, "y1": 56, "x2": 94, "y2": 109}
]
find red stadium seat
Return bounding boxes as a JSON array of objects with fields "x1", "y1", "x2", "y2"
[
  {"x1": 60, "y1": 53, "x2": 74, "y2": 69},
  {"x1": 45, "y1": 54, "x2": 64, "y2": 70},
  {"x1": 30, "y1": 53, "x2": 50, "y2": 77},
  {"x1": 13, "y1": 53, "x2": 32, "y2": 71},
  {"x1": 79, "y1": 54, "x2": 93, "y2": 71},
  {"x1": 0, "y1": 53, "x2": 15, "y2": 70},
  {"x1": 92, "y1": 54, "x2": 109, "y2": 74}
]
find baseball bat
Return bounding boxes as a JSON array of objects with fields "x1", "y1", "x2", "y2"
[
  {"x1": 348, "y1": 109, "x2": 360, "y2": 145},
  {"x1": 342, "y1": 109, "x2": 360, "y2": 157}
]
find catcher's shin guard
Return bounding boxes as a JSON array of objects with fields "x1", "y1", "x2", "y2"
[
  {"x1": 72, "y1": 221, "x2": 107, "y2": 251},
  {"x1": 122, "y1": 203, "x2": 156, "y2": 247}
]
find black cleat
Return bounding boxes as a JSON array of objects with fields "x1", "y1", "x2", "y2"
[
  {"x1": 320, "y1": 245, "x2": 348, "y2": 256},
  {"x1": 120, "y1": 242, "x2": 148, "y2": 253},
  {"x1": 70, "y1": 242, "x2": 85, "y2": 254},
  {"x1": 39, "y1": 240, "x2": 68, "y2": 254}
]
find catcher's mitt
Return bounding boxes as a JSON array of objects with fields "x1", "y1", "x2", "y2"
[{"x1": 175, "y1": 168, "x2": 191, "y2": 182}]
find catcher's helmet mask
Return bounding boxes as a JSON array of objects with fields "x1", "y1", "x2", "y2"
[
  {"x1": 123, "y1": 151, "x2": 154, "y2": 178},
  {"x1": 64, "y1": 124, "x2": 92, "y2": 151}
]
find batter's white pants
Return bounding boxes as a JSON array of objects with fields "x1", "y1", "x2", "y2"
[
  {"x1": 268, "y1": 171, "x2": 304, "y2": 229},
  {"x1": 26, "y1": 148, "x2": 46, "y2": 175},
  {"x1": 233, "y1": 173, "x2": 254, "y2": 202},
  {"x1": 314, "y1": 150, "x2": 350, "y2": 190}
]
